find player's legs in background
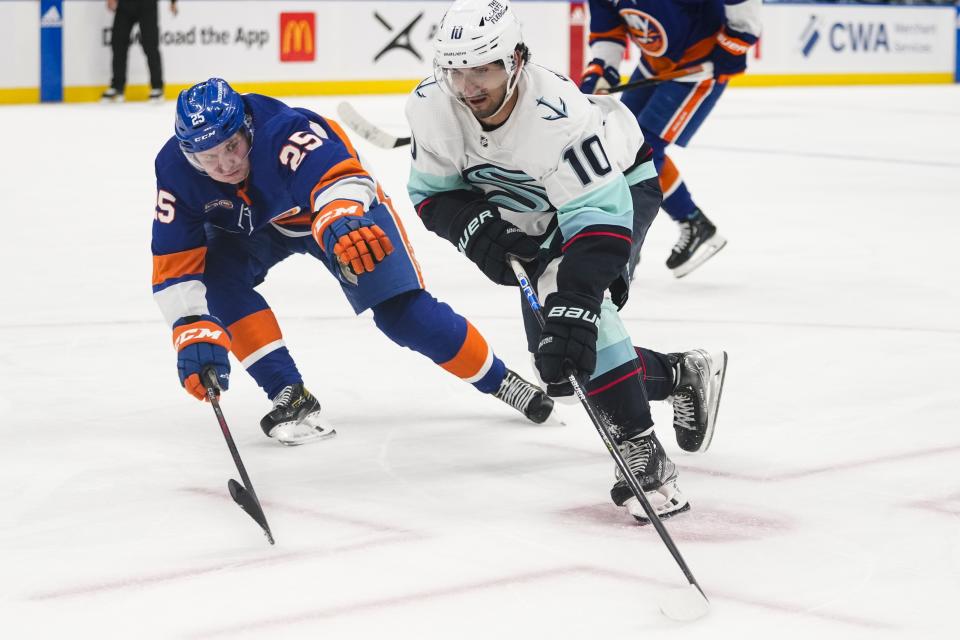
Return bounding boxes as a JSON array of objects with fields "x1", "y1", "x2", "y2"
[
  {"x1": 301, "y1": 199, "x2": 555, "y2": 424},
  {"x1": 104, "y1": 1, "x2": 136, "y2": 100},
  {"x1": 622, "y1": 73, "x2": 729, "y2": 277},
  {"x1": 137, "y1": 0, "x2": 164, "y2": 95}
]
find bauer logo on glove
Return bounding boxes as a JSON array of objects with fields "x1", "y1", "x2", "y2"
[
  {"x1": 457, "y1": 209, "x2": 495, "y2": 253},
  {"x1": 546, "y1": 305, "x2": 600, "y2": 326}
]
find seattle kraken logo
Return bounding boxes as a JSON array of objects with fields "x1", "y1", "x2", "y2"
[
  {"x1": 464, "y1": 164, "x2": 552, "y2": 213},
  {"x1": 536, "y1": 97, "x2": 567, "y2": 121}
]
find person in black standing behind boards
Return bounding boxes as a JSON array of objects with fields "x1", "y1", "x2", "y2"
[{"x1": 101, "y1": 0, "x2": 178, "y2": 102}]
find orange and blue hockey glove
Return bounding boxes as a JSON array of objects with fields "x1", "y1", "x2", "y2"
[
  {"x1": 579, "y1": 58, "x2": 621, "y2": 95},
  {"x1": 312, "y1": 200, "x2": 394, "y2": 276},
  {"x1": 172, "y1": 314, "x2": 231, "y2": 401},
  {"x1": 711, "y1": 27, "x2": 757, "y2": 82}
]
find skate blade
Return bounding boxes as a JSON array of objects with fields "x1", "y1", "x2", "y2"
[
  {"x1": 630, "y1": 501, "x2": 691, "y2": 526},
  {"x1": 270, "y1": 415, "x2": 337, "y2": 446},
  {"x1": 623, "y1": 479, "x2": 691, "y2": 524},
  {"x1": 697, "y1": 351, "x2": 728, "y2": 453},
  {"x1": 672, "y1": 235, "x2": 727, "y2": 279}
]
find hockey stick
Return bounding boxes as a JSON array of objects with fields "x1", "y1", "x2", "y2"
[
  {"x1": 508, "y1": 258, "x2": 709, "y2": 622},
  {"x1": 202, "y1": 368, "x2": 275, "y2": 545},
  {"x1": 336, "y1": 102, "x2": 412, "y2": 150},
  {"x1": 606, "y1": 63, "x2": 713, "y2": 94}
]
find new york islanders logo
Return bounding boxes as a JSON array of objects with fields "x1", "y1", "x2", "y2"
[{"x1": 620, "y1": 9, "x2": 668, "y2": 57}]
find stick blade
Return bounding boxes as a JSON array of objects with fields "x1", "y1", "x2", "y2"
[
  {"x1": 227, "y1": 479, "x2": 275, "y2": 545},
  {"x1": 657, "y1": 584, "x2": 710, "y2": 622}
]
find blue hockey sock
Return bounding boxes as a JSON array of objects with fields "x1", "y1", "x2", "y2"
[
  {"x1": 372, "y1": 290, "x2": 505, "y2": 394},
  {"x1": 643, "y1": 130, "x2": 699, "y2": 222},
  {"x1": 245, "y1": 347, "x2": 303, "y2": 400}
]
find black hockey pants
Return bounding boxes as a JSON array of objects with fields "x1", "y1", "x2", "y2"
[
  {"x1": 110, "y1": 0, "x2": 163, "y2": 91},
  {"x1": 520, "y1": 176, "x2": 676, "y2": 439}
]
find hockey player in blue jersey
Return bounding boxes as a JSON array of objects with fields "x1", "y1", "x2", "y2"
[
  {"x1": 152, "y1": 77, "x2": 554, "y2": 445},
  {"x1": 405, "y1": 0, "x2": 728, "y2": 522},
  {"x1": 580, "y1": 0, "x2": 761, "y2": 277}
]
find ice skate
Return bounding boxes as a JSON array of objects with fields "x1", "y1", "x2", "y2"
[
  {"x1": 669, "y1": 349, "x2": 728, "y2": 453},
  {"x1": 610, "y1": 430, "x2": 690, "y2": 524},
  {"x1": 148, "y1": 88, "x2": 164, "y2": 103},
  {"x1": 666, "y1": 210, "x2": 726, "y2": 278},
  {"x1": 494, "y1": 369, "x2": 555, "y2": 424},
  {"x1": 100, "y1": 88, "x2": 124, "y2": 103},
  {"x1": 260, "y1": 383, "x2": 336, "y2": 446}
]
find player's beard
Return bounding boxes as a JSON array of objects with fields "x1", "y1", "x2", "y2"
[{"x1": 462, "y1": 85, "x2": 507, "y2": 120}]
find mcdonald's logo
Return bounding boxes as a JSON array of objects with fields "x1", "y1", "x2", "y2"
[{"x1": 280, "y1": 12, "x2": 315, "y2": 62}]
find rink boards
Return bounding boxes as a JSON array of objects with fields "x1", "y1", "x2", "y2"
[{"x1": 1, "y1": 0, "x2": 958, "y2": 103}]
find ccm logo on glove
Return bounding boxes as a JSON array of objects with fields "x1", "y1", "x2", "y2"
[
  {"x1": 457, "y1": 210, "x2": 494, "y2": 253},
  {"x1": 546, "y1": 306, "x2": 600, "y2": 325},
  {"x1": 314, "y1": 204, "x2": 360, "y2": 231},
  {"x1": 173, "y1": 325, "x2": 227, "y2": 350},
  {"x1": 171, "y1": 315, "x2": 232, "y2": 401}
]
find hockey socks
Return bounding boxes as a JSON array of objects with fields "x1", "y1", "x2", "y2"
[
  {"x1": 644, "y1": 136, "x2": 698, "y2": 222},
  {"x1": 372, "y1": 289, "x2": 505, "y2": 394},
  {"x1": 227, "y1": 308, "x2": 303, "y2": 400}
]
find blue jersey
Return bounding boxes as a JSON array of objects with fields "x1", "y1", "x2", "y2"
[
  {"x1": 151, "y1": 94, "x2": 382, "y2": 325},
  {"x1": 587, "y1": 0, "x2": 761, "y2": 77}
]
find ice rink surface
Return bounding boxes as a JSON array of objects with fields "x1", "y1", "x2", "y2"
[{"x1": 1, "y1": 84, "x2": 959, "y2": 639}]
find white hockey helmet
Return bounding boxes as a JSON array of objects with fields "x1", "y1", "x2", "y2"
[{"x1": 433, "y1": 0, "x2": 526, "y2": 113}]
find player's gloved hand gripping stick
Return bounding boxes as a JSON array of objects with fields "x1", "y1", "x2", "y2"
[
  {"x1": 508, "y1": 257, "x2": 710, "y2": 622},
  {"x1": 202, "y1": 368, "x2": 275, "y2": 545}
]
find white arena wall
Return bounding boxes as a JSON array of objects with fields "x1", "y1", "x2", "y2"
[{"x1": 1, "y1": 0, "x2": 958, "y2": 104}]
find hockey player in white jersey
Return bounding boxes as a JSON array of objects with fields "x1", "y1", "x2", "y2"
[{"x1": 405, "y1": 0, "x2": 728, "y2": 523}]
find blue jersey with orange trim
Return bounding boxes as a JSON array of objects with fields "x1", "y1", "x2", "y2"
[
  {"x1": 151, "y1": 93, "x2": 378, "y2": 326},
  {"x1": 587, "y1": 0, "x2": 761, "y2": 77}
]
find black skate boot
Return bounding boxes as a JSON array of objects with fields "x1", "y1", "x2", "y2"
[
  {"x1": 666, "y1": 209, "x2": 727, "y2": 278},
  {"x1": 610, "y1": 430, "x2": 689, "y2": 524},
  {"x1": 668, "y1": 349, "x2": 728, "y2": 453},
  {"x1": 100, "y1": 87, "x2": 124, "y2": 103},
  {"x1": 260, "y1": 384, "x2": 336, "y2": 446},
  {"x1": 494, "y1": 369, "x2": 555, "y2": 424}
]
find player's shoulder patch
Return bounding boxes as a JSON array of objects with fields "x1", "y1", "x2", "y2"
[
  {"x1": 412, "y1": 76, "x2": 441, "y2": 99},
  {"x1": 534, "y1": 95, "x2": 571, "y2": 122},
  {"x1": 524, "y1": 65, "x2": 593, "y2": 127}
]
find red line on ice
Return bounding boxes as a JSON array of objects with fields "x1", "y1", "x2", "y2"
[{"x1": 192, "y1": 565, "x2": 897, "y2": 637}]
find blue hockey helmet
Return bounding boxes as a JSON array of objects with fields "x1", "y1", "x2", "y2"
[{"x1": 174, "y1": 78, "x2": 248, "y2": 155}]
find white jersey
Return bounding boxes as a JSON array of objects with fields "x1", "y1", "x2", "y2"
[{"x1": 406, "y1": 64, "x2": 656, "y2": 245}]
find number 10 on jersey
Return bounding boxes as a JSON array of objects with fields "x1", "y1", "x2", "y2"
[{"x1": 562, "y1": 134, "x2": 612, "y2": 186}]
